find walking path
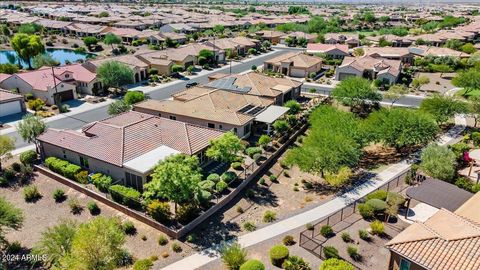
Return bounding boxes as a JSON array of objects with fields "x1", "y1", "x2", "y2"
[{"x1": 160, "y1": 115, "x2": 467, "y2": 270}]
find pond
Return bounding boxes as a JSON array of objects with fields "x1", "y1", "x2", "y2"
[{"x1": 0, "y1": 48, "x2": 95, "y2": 67}]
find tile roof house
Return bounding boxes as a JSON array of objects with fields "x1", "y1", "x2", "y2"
[
  {"x1": 324, "y1": 33, "x2": 360, "y2": 48},
  {"x1": 306, "y1": 43, "x2": 350, "y2": 59},
  {"x1": 279, "y1": 31, "x2": 317, "y2": 45},
  {"x1": 0, "y1": 67, "x2": 78, "y2": 105},
  {"x1": 386, "y1": 192, "x2": 480, "y2": 270},
  {"x1": 363, "y1": 47, "x2": 415, "y2": 64},
  {"x1": 255, "y1": 30, "x2": 285, "y2": 44},
  {"x1": 83, "y1": 55, "x2": 148, "y2": 84},
  {"x1": 133, "y1": 87, "x2": 274, "y2": 138},
  {"x1": 264, "y1": 52, "x2": 322, "y2": 78},
  {"x1": 38, "y1": 111, "x2": 224, "y2": 190},
  {"x1": 335, "y1": 55, "x2": 402, "y2": 84},
  {"x1": 0, "y1": 88, "x2": 26, "y2": 118},
  {"x1": 204, "y1": 72, "x2": 302, "y2": 105}
]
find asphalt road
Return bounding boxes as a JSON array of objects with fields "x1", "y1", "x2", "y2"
[
  {"x1": 5, "y1": 48, "x2": 297, "y2": 149},
  {"x1": 301, "y1": 85, "x2": 425, "y2": 108}
]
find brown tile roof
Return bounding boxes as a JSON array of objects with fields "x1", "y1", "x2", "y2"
[
  {"x1": 37, "y1": 111, "x2": 224, "y2": 167},
  {"x1": 134, "y1": 87, "x2": 273, "y2": 126},
  {"x1": 0, "y1": 88, "x2": 22, "y2": 103},
  {"x1": 226, "y1": 72, "x2": 302, "y2": 98},
  {"x1": 265, "y1": 52, "x2": 322, "y2": 69},
  {"x1": 386, "y1": 209, "x2": 480, "y2": 270},
  {"x1": 340, "y1": 56, "x2": 401, "y2": 77}
]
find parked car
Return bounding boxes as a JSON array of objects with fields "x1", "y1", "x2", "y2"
[{"x1": 185, "y1": 81, "x2": 198, "y2": 88}]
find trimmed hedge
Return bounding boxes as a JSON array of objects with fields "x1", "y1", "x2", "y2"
[
  {"x1": 206, "y1": 173, "x2": 220, "y2": 183},
  {"x1": 366, "y1": 199, "x2": 387, "y2": 212},
  {"x1": 269, "y1": 245, "x2": 289, "y2": 267},
  {"x1": 245, "y1": 147, "x2": 262, "y2": 158},
  {"x1": 20, "y1": 150, "x2": 37, "y2": 165},
  {"x1": 221, "y1": 171, "x2": 237, "y2": 183},
  {"x1": 91, "y1": 173, "x2": 113, "y2": 192},
  {"x1": 323, "y1": 246, "x2": 339, "y2": 259},
  {"x1": 240, "y1": 259, "x2": 265, "y2": 270},
  {"x1": 109, "y1": 185, "x2": 141, "y2": 209},
  {"x1": 45, "y1": 157, "x2": 81, "y2": 180},
  {"x1": 146, "y1": 200, "x2": 171, "y2": 223},
  {"x1": 199, "y1": 180, "x2": 216, "y2": 192}
]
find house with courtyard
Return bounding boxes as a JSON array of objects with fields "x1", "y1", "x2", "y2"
[
  {"x1": 37, "y1": 111, "x2": 224, "y2": 190},
  {"x1": 386, "y1": 192, "x2": 480, "y2": 270},
  {"x1": 133, "y1": 86, "x2": 287, "y2": 138},
  {"x1": 203, "y1": 72, "x2": 302, "y2": 105},
  {"x1": 255, "y1": 30, "x2": 285, "y2": 44},
  {"x1": 263, "y1": 52, "x2": 322, "y2": 78},
  {"x1": 0, "y1": 67, "x2": 78, "y2": 105},
  {"x1": 158, "y1": 32, "x2": 188, "y2": 45},
  {"x1": 306, "y1": 43, "x2": 350, "y2": 59},
  {"x1": 366, "y1": 34, "x2": 414, "y2": 47},
  {"x1": 279, "y1": 31, "x2": 317, "y2": 45},
  {"x1": 83, "y1": 55, "x2": 148, "y2": 84},
  {"x1": 363, "y1": 47, "x2": 415, "y2": 64},
  {"x1": 335, "y1": 55, "x2": 402, "y2": 84}
]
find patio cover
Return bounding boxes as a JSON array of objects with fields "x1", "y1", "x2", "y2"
[
  {"x1": 123, "y1": 145, "x2": 180, "y2": 174},
  {"x1": 406, "y1": 178, "x2": 473, "y2": 212},
  {"x1": 254, "y1": 105, "x2": 289, "y2": 124}
]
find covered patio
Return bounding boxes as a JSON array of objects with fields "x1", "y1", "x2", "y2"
[
  {"x1": 404, "y1": 178, "x2": 473, "y2": 219},
  {"x1": 254, "y1": 105, "x2": 289, "y2": 135}
]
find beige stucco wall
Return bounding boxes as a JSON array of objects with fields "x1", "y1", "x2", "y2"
[{"x1": 389, "y1": 252, "x2": 426, "y2": 270}]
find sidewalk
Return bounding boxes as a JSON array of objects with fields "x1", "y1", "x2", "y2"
[{"x1": 160, "y1": 115, "x2": 467, "y2": 270}]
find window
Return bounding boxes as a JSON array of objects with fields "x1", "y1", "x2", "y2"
[
  {"x1": 208, "y1": 123, "x2": 215, "y2": 128},
  {"x1": 125, "y1": 172, "x2": 143, "y2": 191},
  {"x1": 233, "y1": 127, "x2": 238, "y2": 134},
  {"x1": 399, "y1": 259, "x2": 410, "y2": 270},
  {"x1": 79, "y1": 156, "x2": 89, "y2": 169},
  {"x1": 219, "y1": 124, "x2": 223, "y2": 130},
  {"x1": 62, "y1": 150, "x2": 67, "y2": 159},
  {"x1": 244, "y1": 123, "x2": 251, "y2": 135},
  {"x1": 169, "y1": 115, "x2": 176, "y2": 120},
  {"x1": 65, "y1": 74, "x2": 69, "y2": 78},
  {"x1": 158, "y1": 113, "x2": 161, "y2": 117}
]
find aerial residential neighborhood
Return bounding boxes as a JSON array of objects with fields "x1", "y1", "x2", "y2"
[{"x1": 0, "y1": 1, "x2": 480, "y2": 270}]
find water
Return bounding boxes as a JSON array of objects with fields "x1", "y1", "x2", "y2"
[{"x1": 0, "y1": 48, "x2": 95, "y2": 67}]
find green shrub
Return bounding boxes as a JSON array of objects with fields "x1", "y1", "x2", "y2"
[
  {"x1": 366, "y1": 190, "x2": 388, "y2": 201},
  {"x1": 220, "y1": 242, "x2": 247, "y2": 270},
  {"x1": 370, "y1": 220, "x2": 384, "y2": 235},
  {"x1": 282, "y1": 256, "x2": 310, "y2": 270},
  {"x1": 282, "y1": 235, "x2": 295, "y2": 246},
  {"x1": 472, "y1": 184, "x2": 480, "y2": 193},
  {"x1": 7, "y1": 241, "x2": 22, "y2": 254},
  {"x1": 269, "y1": 245, "x2": 289, "y2": 267},
  {"x1": 347, "y1": 245, "x2": 361, "y2": 261},
  {"x1": 133, "y1": 259, "x2": 153, "y2": 270},
  {"x1": 240, "y1": 259, "x2": 265, "y2": 270},
  {"x1": 216, "y1": 180, "x2": 228, "y2": 193},
  {"x1": 23, "y1": 185, "x2": 41, "y2": 202},
  {"x1": 472, "y1": 132, "x2": 480, "y2": 146},
  {"x1": 27, "y1": 98, "x2": 45, "y2": 111},
  {"x1": 306, "y1": 223, "x2": 314, "y2": 230},
  {"x1": 455, "y1": 177, "x2": 474, "y2": 192},
  {"x1": 53, "y1": 188, "x2": 65, "y2": 202},
  {"x1": 245, "y1": 147, "x2": 262, "y2": 158},
  {"x1": 176, "y1": 204, "x2": 200, "y2": 224},
  {"x1": 323, "y1": 246, "x2": 339, "y2": 259},
  {"x1": 258, "y1": 135, "x2": 271, "y2": 148},
  {"x1": 45, "y1": 157, "x2": 68, "y2": 174},
  {"x1": 259, "y1": 178, "x2": 266, "y2": 185},
  {"x1": 0, "y1": 176, "x2": 7, "y2": 187},
  {"x1": 3, "y1": 169, "x2": 15, "y2": 180},
  {"x1": 172, "y1": 242, "x2": 182, "y2": 253},
  {"x1": 91, "y1": 173, "x2": 112, "y2": 192},
  {"x1": 122, "y1": 220, "x2": 136, "y2": 235},
  {"x1": 109, "y1": 185, "x2": 141, "y2": 209},
  {"x1": 357, "y1": 203, "x2": 374, "y2": 219},
  {"x1": 320, "y1": 225, "x2": 334, "y2": 238},
  {"x1": 207, "y1": 173, "x2": 220, "y2": 183},
  {"x1": 158, "y1": 235, "x2": 168, "y2": 245},
  {"x1": 269, "y1": 175, "x2": 277, "y2": 182},
  {"x1": 341, "y1": 232, "x2": 352, "y2": 243},
  {"x1": 186, "y1": 233, "x2": 197, "y2": 243},
  {"x1": 11, "y1": 162, "x2": 21, "y2": 172},
  {"x1": 386, "y1": 192, "x2": 405, "y2": 206},
  {"x1": 243, "y1": 221, "x2": 256, "y2": 232},
  {"x1": 87, "y1": 201, "x2": 100, "y2": 215},
  {"x1": 232, "y1": 162, "x2": 243, "y2": 170},
  {"x1": 63, "y1": 164, "x2": 81, "y2": 180},
  {"x1": 68, "y1": 198, "x2": 82, "y2": 214},
  {"x1": 124, "y1": 91, "x2": 145, "y2": 105},
  {"x1": 319, "y1": 259, "x2": 354, "y2": 270},
  {"x1": 24, "y1": 93, "x2": 34, "y2": 101},
  {"x1": 365, "y1": 199, "x2": 387, "y2": 213},
  {"x1": 20, "y1": 150, "x2": 37, "y2": 165},
  {"x1": 146, "y1": 200, "x2": 171, "y2": 223},
  {"x1": 252, "y1": 153, "x2": 261, "y2": 163},
  {"x1": 74, "y1": 170, "x2": 88, "y2": 184},
  {"x1": 263, "y1": 210, "x2": 276, "y2": 223},
  {"x1": 221, "y1": 171, "x2": 237, "y2": 183},
  {"x1": 199, "y1": 180, "x2": 216, "y2": 191},
  {"x1": 358, "y1": 230, "x2": 370, "y2": 241},
  {"x1": 195, "y1": 189, "x2": 212, "y2": 205}
]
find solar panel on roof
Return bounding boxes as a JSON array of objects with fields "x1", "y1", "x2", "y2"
[
  {"x1": 206, "y1": 78, "x2": 251, "y2": 93},
  {"x1": 238, "y1": 104, "x2": 255, "y2": 113}
]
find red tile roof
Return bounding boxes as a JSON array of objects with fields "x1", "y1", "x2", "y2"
[{"x1": 38, "y1": 111, "x2": 224, "y2": 166}]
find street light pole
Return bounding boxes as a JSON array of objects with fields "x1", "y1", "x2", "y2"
[{"x1": 51, "y1": 66, "x2": 60, "y2": 109}]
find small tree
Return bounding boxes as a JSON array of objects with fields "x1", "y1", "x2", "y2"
[
  {"x1": 384, "y1": 84, "x2": 409, "y2": 106},
  {"x1": 284, "y1": 100, "x2": 301, "y2": 114},
  {"x1": 107, "y1": 100, "x2": 131, "y2": 115},
  {"x1": 0, "y1": 135, "x2": 15, "y2": 171},
  {"x1": 420, "y1": 144, "x2": 457, "y2": 182},
  {"x1": 10, "y1": 33, "x2": 45, "y2": 69},
  {"x1": 103, "y1": 33, "x2": 121, "y2": 50},
  {"x1": 258, "y1": 135, "x2": 271, "y2": 149},
  {"x1": 332, "y1": 77, "x2": 381, "y2": 114},
  {"x1": 17, "y1": 114, "x2": 46, "y2": 153},
  {"x1": 171, "y1": 64, "x2": 183, "y2": 73},
  {"x1": 468, "y1": 95, "x2": 480, "y2": 127},
  {"x1": 198, "y1": 49, "x2": 214, "y2": 63},
  {"x1": 206, "y1": 132, "x2": 244, "y2": 164},
  {"x1": 420, "y1": 95, "x2": 468, "y2": 124},
  {"x1": 83, "y1": 36, "x2": 98, "y2": 48},
  {"x1": 97, "y1": 61, "x2": 134, "y2": 89},
  {"x1": 453, "y1": 68, "x2": 480, "y2": 96},
  {"x1": 143, "y1": 154, "x2": 202, "y2": 215}
]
